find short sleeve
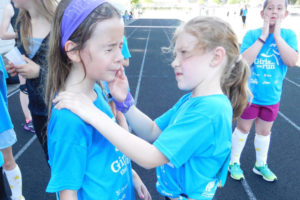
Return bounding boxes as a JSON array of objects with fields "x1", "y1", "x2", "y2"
[
  {"x1": 240, "y1": 30, "x2": 257, "y2": 54},
  {"x1": 154, "y1": 112, "x2": 214, "y2": 168},
  {"x1": 122, "y1": 36, "x2": 131, "y2": 59},
  {"x1": 46, "y1": 109, "x2": 92, "y2": 193}
]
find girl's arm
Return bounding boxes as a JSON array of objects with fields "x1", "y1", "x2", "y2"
[
  {"x1": 132, "y1": 170, "x2": 152, "y2": 200},
  {"x1": 242, "y1": 16, "x2": 269, "y2": 66},
  {"x1": 125, "y1": 105, "x2": 162, "y2": 143},
  {"x1": 0, "y1": 4, "x2": 17, "y2": 40},
  {"x1": 60, "y1": 190, "x2": 78, "y2": 200},
  {"x1": 54, "y1": 92, "x2": 169, "y2": 169},
  {"x1": 108, "y1": 68, "x2": 162, "y2": 143},
  {"x1": 273, "y1": 19, "x2": 299, "y2": 67}
]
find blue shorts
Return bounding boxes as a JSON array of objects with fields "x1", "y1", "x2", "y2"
[{"x1": 0, "y1": 129, "x2": 17, "y2": 149}]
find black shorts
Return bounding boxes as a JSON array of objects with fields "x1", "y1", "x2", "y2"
[{"x1": 242, "y1": 16, "x2": 246, "y2": 24}]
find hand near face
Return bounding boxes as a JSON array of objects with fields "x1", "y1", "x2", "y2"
[
  {"x1": 273, "y1": 18, "x2": 282, "y2": 40},
  {"x1": 108, "y1": 67, "x2": 129, "y2": 102},
  {"x1": 261, "y1": 15, "x2": 270, "y2": 40},
  {"x1": 14, "y1": 56, "x2": 40, "y2": 79}
]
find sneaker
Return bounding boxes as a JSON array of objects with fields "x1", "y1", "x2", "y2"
[
  {"x1": 253, "y1": 164, "x2": 277, "y2": 182},
  {"x1": 229, "y1": 163, "x2": 245, "y2": 180},
  {"x1": 24, "y1": 120, "x2": 35, "y2": 133}
]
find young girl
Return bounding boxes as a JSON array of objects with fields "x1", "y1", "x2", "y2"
[
  {"x1": 0, "y1": 0, "x2": 35, "y2": 133},
  {"x1": 45, "y1": 0, "x2": 151, "y2": 199},
  {"x1": 54, "y1": 16, "x2": 251, "y2": 199},
  {"x1": 228, "y1": 0, "x2": 299, "y2": 182},
  {"x1": 5, "y1": 0, "x2": 56, "y2": 159},
  {"x1": 0, "y1": 55, "x2": 24, "y2": 200}
]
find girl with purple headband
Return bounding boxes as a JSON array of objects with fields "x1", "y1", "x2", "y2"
[
  {"x1": 45, "y1": 0, "x2": 151, "y2": 199},
  {"x1": 229, "y1": 0, "x2": 299, "y2": 182}
]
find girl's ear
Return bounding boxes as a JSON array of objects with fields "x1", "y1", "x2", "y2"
[
  {"x1": 260, "y1": 10, "x2": 264, "y2": 18},
  {"x1": 65, "y1": 40, "x2": 81, "y2": 63},
  {"x1": 210, "y1": 47, "x2": 226, "y2": 68}
]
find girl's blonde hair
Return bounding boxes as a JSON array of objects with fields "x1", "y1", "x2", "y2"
[
  {"x1": 16, "y1": 0, "x2": 57, "y2": 53},
  {"x1": 45, "y1": 0, "x2": 120, "y2": 117},
  {"x1": 173, "y1": 16, "x2": 251, "y2": 121}
]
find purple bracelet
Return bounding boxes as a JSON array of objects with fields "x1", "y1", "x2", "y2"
[{"x1": 112, "y1": 92, "x2": 135, "y2": 113}]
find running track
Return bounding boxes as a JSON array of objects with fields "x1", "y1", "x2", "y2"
[{"x1": 5, "y1": 19, "x2": 300, "y2": 200}]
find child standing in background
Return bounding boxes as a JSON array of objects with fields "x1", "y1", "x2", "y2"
[
  {"x1": 229, "y1": 0, "x2": 299, "y2": 182},
  {"x1": 45, "y1": 0, "x2": 151, "y2": 199},
  {"x1": 5, "y1": 0, "x2": 57, "y2": 160},
  {"x1": 0, "y1": 54, "x2": 25, "y2": 200},
  {"x1": 53, "y1": 16, "x2": 251, "y2": 200},
  {"x1": 0, "y1": 0, "x2": 35, "y2": 133}
]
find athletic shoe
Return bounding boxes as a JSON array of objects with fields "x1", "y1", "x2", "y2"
[
  {"x1": 24, "y1": 120, "x2": 35, "y2": 133},
  {"x1": 229, "y1": 163, "x2": 245, "y2": 180},
  {"x1": 253, "y1": 164, "x2": 277, "y2": 182}
]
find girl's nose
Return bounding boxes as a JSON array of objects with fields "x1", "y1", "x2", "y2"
[{"x1": 171, "y1": 58, "x2": 179, "y2": 68}]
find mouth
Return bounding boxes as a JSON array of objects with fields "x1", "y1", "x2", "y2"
[{"x1": 175, "y1": 72, "x2": 183, "y2": 77}]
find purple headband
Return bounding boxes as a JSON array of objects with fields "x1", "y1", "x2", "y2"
[
  {"x1": 61, "y1": 0, "x2": 107, "y2": 52},
  {"x1": 263, "y1": 0, "x2": 288, "y2": 9}
]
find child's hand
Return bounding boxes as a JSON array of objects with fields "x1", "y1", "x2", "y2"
[
  {"x1": 5, "y1": 62, "x2": 18, "y2": 77},
  {"x1": 261, "y1": 15, "x2": 270, "y2": 40},
  {"x1": 108, "y1": 67, "x2": 129, "y2": 102},
  {"x1": 273, "y1": 18, "x2": 282, "y2": 40},
  {"x1": 53, "y1": 91, "x2": 98, "y2": 125},
  {"x1": 132, "y1": 171, "x2": 152, "y2": 200},
  {"x1": 14, "y1": 56, "x2": 40, "y2": 79}
]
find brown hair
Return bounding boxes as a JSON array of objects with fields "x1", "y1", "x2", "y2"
[
  {"x1": 45, "y1": 0, "x2": 120, "y2": 117},
  {"x1": 173, "y1": 16, "x2": 251, "y2": 121},
  {"x1": 16, "y1": 0, "x2": 57, "y2": 53}
]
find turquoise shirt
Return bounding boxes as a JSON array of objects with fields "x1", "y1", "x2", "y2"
[
  {"x1": 241, "y1": 28, "x2": 298, "y2": 105},
  {"x1": 154, "y1": 94, "x2": 232, "y2": 199},
  {"x1": 0, "y1": 55, "x2": 13, "y2": 133},
  {"x1": 47, "y1": 85, "x2": 134, "y2": 200}
]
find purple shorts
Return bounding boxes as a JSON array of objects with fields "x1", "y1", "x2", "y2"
[{"x1": 240, "y1": 102, "x2": 280, "y2": 122}]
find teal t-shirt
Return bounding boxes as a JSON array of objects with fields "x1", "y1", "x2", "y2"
[
  {"x1": 154, "y1": 94, "x2": 232, "y2": 199},
  {"x1": 46, "y1": 85, "x2": 134, "y2": 200},
  {"x1": 241, "y1": 28, "x2": 298, "y2": 105},
  {"x1": 0, "y1": 55, "x2": 13, "y2": 133}
]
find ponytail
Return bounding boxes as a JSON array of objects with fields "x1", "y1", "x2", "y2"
[{"x1": 221, "y1": 57, "x2": 252, "y2": 121}]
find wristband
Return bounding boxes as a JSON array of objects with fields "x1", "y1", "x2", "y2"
[
  {"x1": 113, "y1": 92, "x2": 135, "y2": 113},
  {"x1": 258, "y1": 37, "x2": 265, "y2": 44}
]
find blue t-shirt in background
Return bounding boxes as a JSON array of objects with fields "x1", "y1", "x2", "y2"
[
  {"x1": 241, "y1": 28, "x2": 298, "y2": 105},
  {"x1": 122, "y1": 36, "x2": 131, "y2": 60},
  {"x1": 154, "y1": 94, "x2": 232, "y2": 200},
  {"x1": 46, "y1": 85, "x2": 134, "y2": 200},
  {"x1": 0, "y1": 55, "x2": 13, "y2": 133}
]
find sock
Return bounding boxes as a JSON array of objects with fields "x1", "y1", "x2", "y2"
[
  {"x1": 230, "y1": 128, "x2": 249, "y2": 165},
  {"x1": 3, "y1": 165, "x2": 25, "y2": 200},
  {"x1": 254, "y1": 133, "x2": 270, "y2": 167}
]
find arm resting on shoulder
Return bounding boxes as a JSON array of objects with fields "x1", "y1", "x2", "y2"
[
  {"x1": 91, "y1": 108, "x2": 169, "y2": 169},
  {"x1": 125, "y1": 105, "x2": 162, "y2": 143}
]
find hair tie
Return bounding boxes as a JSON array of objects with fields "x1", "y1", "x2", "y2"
[{"x1": 61, "y1": 0, "x2": 107, "y2": 52}]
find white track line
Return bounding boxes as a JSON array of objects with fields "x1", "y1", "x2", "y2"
[
  {"x1": 278, "y1": 111, "x2": 300, "y2": 131},
  {"x1": 285, "y1": 77, "x2": 300, "y2": 88},
  {"x1": 241, "y1": 179, "x2": 258, "y2": 200},
  {"x1": 7, "y1": 88, "x2": 20, "y2": 98},
  {"x1": 15, "y1": 135, "x2": 37, "y2": 160},
  {"x1": 134, "y1": 29, "x2": 151, "y2": 105}
]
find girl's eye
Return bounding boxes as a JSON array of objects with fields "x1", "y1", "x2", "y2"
[{"x1": 105, "y1": 49, "x2": 113, "y2": 53}]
